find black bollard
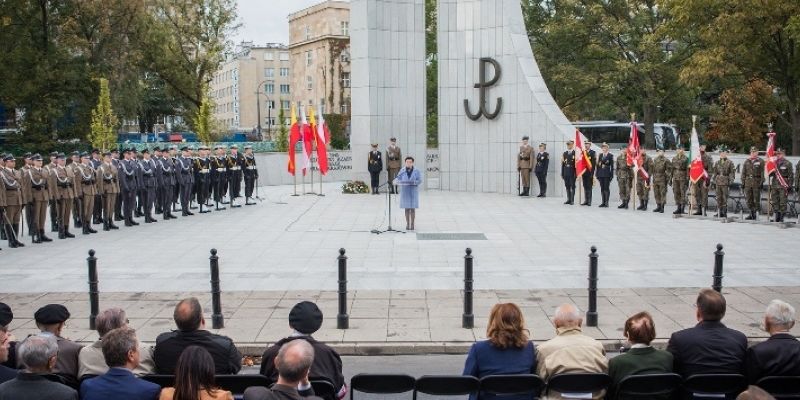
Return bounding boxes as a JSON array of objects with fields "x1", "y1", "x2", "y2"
[
  {"x1": 713, "y1": 243, "x2": 724, "y2": 293},
  {"x1": 209, "y1": 249, "x2": 224, "y2": 329},
  {"x1": 463, "y1": 248, "x2": 474, "y2": 329},
  {"x1": 87, "y1": 249, "x2": 99, "y2": 330},
  {"x1": 586, "y1": 246, "x2": 599, "y2": 327},
  {"x1": 337, "y1": 248, "x2": 349, "y2": 329}
]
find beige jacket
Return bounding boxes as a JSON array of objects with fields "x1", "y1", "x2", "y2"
[
  {"x1": 78, "y1": 339, "x2": 155, "y2": 378},
  {"x1": 536, "y1": 327, "x2": 608, "y2": 399}
]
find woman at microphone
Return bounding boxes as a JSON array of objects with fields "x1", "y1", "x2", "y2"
[{"x1": 393, "y1": 156, "x2": 422, "y2": 231}]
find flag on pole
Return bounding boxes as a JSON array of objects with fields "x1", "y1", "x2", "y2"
[
  {"x1": 299, "y1": 106, "x2": 313, "y2": 176},
  {"x1": 315, "y1": 112, "x2": 330, "y2": 175},
  {"x1": 765, "y1": 130, "x2": 788, "y2": 189},
  {"x1": 627, "y1": 121, "x2": 649, "y2": 180},
  {"x1": 287, "y1": 104, "x2": 300, "y2": 175},
  {"x1": 688, "y1": 120, "x2": 707, "y2": 183},
  {"x1": 575, "y1": 129, "x2": 588, "y2": 177}
]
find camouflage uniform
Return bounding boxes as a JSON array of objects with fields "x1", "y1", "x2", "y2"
[
  {"x1": 636, "y1": 153, "x2": 654, "y2": 211},
  {"x1": 615, "y1": 152, "x2": 632, "y2": 208},
  {"x1": 712, "y1": 156, "x2": 736, "y2": 217},
  {"x1": 691, "y1": 152, "x2": 713, "y2": 215},
  {"x1": 671, "y1": 151, "x2": 689, "y2": 214},
  {"x1": 651, "y1": 152, "x2": 673, "y2": 213},
  {"x1": 770, "y1": 156, "x2": 794, "y2": 222},
  {"x1": 741, "y1": 153, "x2": 764, "y2": 219}
]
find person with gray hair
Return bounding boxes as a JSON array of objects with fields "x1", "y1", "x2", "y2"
[
  {"x1": 244, "y1": 340, "x2": 323, "y2": 400},
  {"x1": 78, "y1": 307, "x2": 155, "y2": 378},
  {"x1": 746, "y1": 299, "x2": 800, "y2": 383},
  {"x1": 535, "y1": 304, "x2": 607, "y2": 399},
  {"x1": 0, "y1": 334, "x2": 78, "y2": 399}
]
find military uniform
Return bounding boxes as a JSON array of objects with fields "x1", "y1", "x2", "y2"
[
  {"x1": 595, "y1": 150, "x2": 614, "y2": 207},
  {"x1": 579, "y1": 147, "x2": 596, "y2": 206},
  {"x1": 176, "y1": 150, "x2": 195, "y2": 215},
  {"x1": 75, "y1": 156, "x2": 98, "y2": 234},
  {"x1": 90, "y1": 152, "x2": 104, "y2": 224},
  {"x1": 25, "y1": 158, "x2": 53, "y2": 242},
  {"x1": 159, "y1": 154, "x2": 178, "y2": 219},
  {"x1": 138, "y1": 154, "x2": 159, "y2": 223},
  {"x1": 712, "y1": 155, "x2": 736, "y2": 217},
  {"x1": 517, "y1": 141, "x2": 534, "y2": 196},
  {"x1": 97, "y1": 157, "x2": 120, "y2": 231},
  {"x1": 210, "y1": 151, "x2": 228, "y2": 209},
  {"x1": 68, "y1": 153, "x2": 83, "y2": 229},
  {"x1": 243, "y1": 148, "x2": 258, "y2": 205},
  {"x1": 616, "y1": 152, "x2": 632, "y2": 208},
  {"x1": 1, "y1": 157, "x2": 25, "y2": 247},
  {"x1": 194, "y1": 149, "x2": 212, "y2": 213},
  {"x1": 20, "y1": 155, "x2": 34, "y2": 238},
  {"x1": 670, "y1": 151, "x2": 689, "y2": 214},
  {"x1": 227, "y1": 147, "x2": 244, "y2": 207},
  {"x1": 651, "y1": 152, "x2": 673, "y2": 213},
  {"x1": 49, "y1": 159, "x2": 77, "y2": 239},
  {"x1": 386, "y1": 141, "x2": 402, "y2": 194},
  {"x1": 635, "y1": 153, "x2": 654, "y2": 210},
  {"x1": 770, "y1": 155, "x2": 794, "y2": 222},
  {"x1": 534, "y1": 146, "x2": 549, "y2": 197},
  {"x1": 368, "y1": 147, "x2": 383, "y2": 194},
  {"x1": 561, "y1": 146, "x2": 577, "y2": 205},
  {"x1": 44, "y1": 154, "x2": 60, "y2": 232},
  {"x1": 741, "y1": 153, "x2": 764, "y2": 220},
  {"x1": 692, "y1": 152, "x2": 713, "y2": 215},
  {"x1": 111, "y1": 153, "x2": 124, "y2": 221},
  {"x1": 119, "y1": 155, "x2": 140, "y2": 226}
]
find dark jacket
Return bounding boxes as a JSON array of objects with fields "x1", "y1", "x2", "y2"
[
  {"x1": 260, "y1": 336, "x2": 344, "y2": 398},
  {"x1": 746, "y1": 333, "x2": 800, "y2": 384},
  {"x1": 535, "y1": 151, "x2": 549, "y2": 174},
  {"x1": 607, "y1": 346, "x2": 673, "y2": 399},
  {"x1": 0, "y1": 371, "x2": 78, "y2": 400},
  {"x1": 0, "y1": 365, "x2": 16, "y2": 385},
  {"x1": 367, "y1": 151, "x2": 383, "y2": 173},
  {"x1": 666, "y1": 320, "x2": 747, "y2": 377},
  {"x1": 153, "y1": 329, "x2": 241, "y2": 375},
  {"x1": 80, "y1": 367, "x2": 160, "y2": 400},
  {"x1": 463, "y1": 340, "x2": 536, "y2": 400},
  {"x1": 596, "y1": 153, "x2": 614, "y2": 179},
  {"x1": 243, "y1": 383, "x2": 322, "y2": 400}
]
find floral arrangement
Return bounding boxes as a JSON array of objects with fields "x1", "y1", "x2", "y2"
[{"x1": 342, "y1": 180, "x2": 370, "y2": 194}]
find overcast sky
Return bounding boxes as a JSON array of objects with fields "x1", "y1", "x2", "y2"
[{"x1": 232, "y1": 0, "x2": 348, "y2": 45}]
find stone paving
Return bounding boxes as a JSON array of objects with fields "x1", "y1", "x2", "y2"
[{"x1": 2, "y1": 287, "x2": 798, "y2": 355}]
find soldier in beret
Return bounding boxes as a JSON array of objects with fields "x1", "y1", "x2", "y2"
[{"x1": 34, "y1": 304, "x2": 83, "y2": 384}]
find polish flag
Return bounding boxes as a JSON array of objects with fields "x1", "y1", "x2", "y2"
[
  {"x1": 765, "y1": 130, "x2": 788, "y2": 188},
  {"x1": 315, "y1": 112, "x2": 330, "y2": 175},
  {"x1": 287, "y1": 104, "x2": 300, "y2": 175},
  {"x1": 627, "y1": 122, "x2": 649, "y2": 180},
  {"x1": 575, "y1": 129, "x2": 588, "y2": 177},
  {"x1": 299, "y1": 106, "x2": 313, "y2": 176},
  {"x1": 688, "y1": 123, "x2": 707, "y2": 183}
]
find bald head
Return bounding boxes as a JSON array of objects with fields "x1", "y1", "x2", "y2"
[
  {"x1": 275, "y1": 339, "x2": 315, "y2": 385},
  {"x1": 173, "y1": 297, "x2": 203, "y2": 332},
  {"x1": 554, "y1": 303, "x2": 582, "y2": 329}
]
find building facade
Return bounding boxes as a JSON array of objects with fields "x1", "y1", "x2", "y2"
[
  {"x1": 210, "y1": 42, "x2": 292, "y2": 140},
  {"x1": 288, "y1": 1, "x2": 351, "y2": 118}
]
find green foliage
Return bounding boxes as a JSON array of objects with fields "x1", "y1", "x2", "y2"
[
  {"x1": 193, "y1": 92, "x2": 219, "y2": 144},
  {"x1": 275, "y1": 107, "x2": 289, "y2": 152},
  {"x1": 324, "y1": 113, "x2": 349, "y2": 150},
  {"x1": 89, "y1": 78, "x2": 119, "y2": 151}
]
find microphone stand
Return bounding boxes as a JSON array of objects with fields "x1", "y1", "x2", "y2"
[{"x1": 371, "y1": 182, "x2": 405, "y2": 235}]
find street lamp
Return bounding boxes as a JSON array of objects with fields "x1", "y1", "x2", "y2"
[{"x1": 256, "y1": 79, "x2": 274, "y2": 142}]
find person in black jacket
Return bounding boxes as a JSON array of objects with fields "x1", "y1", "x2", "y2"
[
  {"x1": 746, "y1": 299, "x2": 800, "y2": 383},
  {"x1": 667, "y1": 288, "x2": 747, "y2": 377},
  {"x1": 595, "y1": 143, "x2": 614, "y2": 208},
  {"x1": 153, "y1": 297, "x2": 241, "y2": 375},
  {"x1": 260, "y1": 302, "x2": 345, "y2": 400},
  {"x1": 0, "y1": 334, "x2": 78, "y2": 400},
  {"x1": 534, "y1": 143, "x2": 549, "y2": 197},
  {"x1": 367, "y1": 144, "x2": 383, "y2": 194},
  {"x1": 246, "y1": 340, "x2": 322, "y2": 400}
]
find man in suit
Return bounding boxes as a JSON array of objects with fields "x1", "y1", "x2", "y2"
[
  {"x1": 367, "y1": 144, "x2": 382, "y2": 195},
  {"x1": 517, "y1": 136, "x2": 534, "y2": 196},
  {"x1": 35, "y1": 304, "x2": 83, "y2": 385},
  {"x1": 80, "y1": 327, "x2": 160, "y2": 400},
  {"x1": 561, "y1": 140, "x2": 577, "y2": 205},
  {"x1": 245, "y1": 340, "x2": 323, "y2": 400},
  {"x1": 746, "y1": 300, "x2": 800, "y2": 383},
  {"x1": 607, "y1": 311, "x2": 673, "y2": 399},
  {"x1": 79, "y1": 308, "x2": 155, "y2": 379},
  {"x1": 595, "y1": 143, "x2": 614, "y2": 207},
  {"x1": 580, "y1": 140, "x2": 597, "y2": 206},
  {"x1": 667, "y1": 288, "x2": 747, "y2": 377},
  {"x1": 386, "y1": 138, "x2": 402, "y2": 194},
  {"x1": 0, "y1": 334, "x2": 78, "y2": 400},
  {"x1": 535, "y1": 143, "x2": 549, "y2": 197}
]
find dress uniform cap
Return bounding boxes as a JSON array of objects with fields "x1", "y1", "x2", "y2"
[
  {"x1": 243, "y1": 145, "x2": 253, "y2": 150},
  {"x1": 111, "y1": 149, "x2": 120, "y2": 153},
  {"x1": 0, "y1": 303, "x2": 12, "y2": 326},
  {"x1": 180, "y1": 146, "x2": 189, "y2": 151},
  {"x1": 80, "y1": 152, "x2": 90, "y2": 158},
  {"x1": 371, "y1": 143, "x2": 378, "y2": 147},
  {"x1": 91, "y1": 148, "x2": 100, "y2": 154},
  {"x1": 24, "y1": 152, "x2": 32, "y2": 159},
  {"x1": 141, "y1": 148, "x2": 150, "y2": 154},
  {"x1": 718, "y1": 145, "x2": 729, "y2": 152},
  {"x1": 288, "y1": 301, "x2": 323, "y2": 334},
  {"x1": 152, "y1": 146, "x2": 161, "y2": 152},
  {"x1": 34, "y1": 304, "x2": 70, "y2": 324},
  {"x1": 2, "y1": 154, "x2": 13, "y2": 162},
  {"x1": 601, "y1": 142, "x2": 609, "y2": 148},
  {"x1": 170, "y1": 145, "x2": 178, "y2": 150},
  {"x1": 539, "y1": 143, "x2": 546, "y2": 147},
  {"x1": 57, "y1": 153, "x2": 66, "y2": 159},
  {"x1": 777, "y1": 148, "x2": 785, "y2": 154},
  {"x1": 566, "y1": 140, "x2": 574, "y2": 144},
  {"x1": 390, "y1": 137, "x2": 397, "y2": 142},
  {"x1": 71, "y1": 151, "x2": 80, "y2": 157},
  {"x1": 32, "y1": 154, "x2": 43, "y2": 161},
  {"x1": 750, "y1": 146, "x2": 758, "y2": 152},
  {"x1": 522, "y1": 136, "x2": 529, "y2": 141},
  {"x1": 102, "y1": 151, "x2": 112, "y2": 157},
  {"x1": 230, "y1": 144, "x2": 238, "y2": 149},
  {"x1": 50, "y1": 151, "x2": 59, "y2": 157}
]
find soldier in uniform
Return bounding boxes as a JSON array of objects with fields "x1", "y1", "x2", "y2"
[
  {"x1": 20, "y1": 153, "x2": 35, "y2": 240},
  {"x1": 98, "y1": 152, "x2": 120, "y2": 231},
  {"x1": 194, "y1": 145, "x2": 212, "y2": 213},
  {"x1": 169, "y1": 145, "x2": 180, "y2": 212},
  {"x1": 153, "y1": 147, "x2": 164, "y2": 215},
  {"x1": 741, "y1": 146, "x2": 764, "y2": 220},
  {"x1": 26, "y1": 154, "x2": 53, "y2": 242},
  {"x1": 175, "y1": 146, "x2": 195, "y2": 216},
  {"x1": 137, "y1": 149, "x2": 158, "y2": 223},
  {"x1": 386, "y1": 138, "x2": 402, "y2": 194},
  {"x1": 68, "y1": 151, "x2": 82, "y2": 229},
  {"x1": 595, "y1": 143, "x2": 614, "y2": 207},
  {"x1": 1, "y1": 154, "x2": 25, "y2": 248},
  {"x1": 49, "y1": 153, "x2": 77, "y2": 239},
  {"x1": 111, "y1": 149, "x2": 124, "y2": 222},
  {"x1": 119, "y1": 149, "x2": 140, "y2": 226},
  {"x1": 561, "y1": 140, "x2": 577, "y2": 205},
  {"x1": 75, "y1": 153, "x2": 98, "y2": 234},
  {"x1": 368, "y1": 143, "x2": 383, "y2": 194},
  {"x1": 210, "y1": 145, "x2": 228, "y2": 210},
  {"x1": 769, "y1": 148, "x2": 794, "y2": 222},
  {"x1": 44, "y1": 151, "x2": 59, "y2": 232},
  {"x1": 635, "y1": 149, "x2": 654, "y2": 211},
  {"x1": 670, "y1": 146, "x2": 689, "y2": 215},
  {"x1": 616, "y1": 148, "x2": 633, "y2": 209},
  {"x1": 692, "y1": 144, "x2": 714, "y2": 215},
  {"x1": 243, "y1": 145, "x2": 258, "y2": 205},
  {"x1": 517, "y1": 136, "x2": 534, "y2": 196},
  {"x1": 534, "y1": 143, "x2": 549, "y2": 197},
  {"x1": 580, "y1": 140, "x2": 596, "y2": 206},
  {"x1": 651, "y1": 149, "x2": 673, "y2": 213},
  {"x1": 158, "y1": 147, "x2": 178, "y2": 219},
  {"x1": 712, "y1": 146, "x2": 736, "y2": 218},
  {"x1": 227, "y1": 144, "x2": 244, "y2": 207},
  {"x1": 90, "y1": 149, "x2": 104, "y2": 224}
]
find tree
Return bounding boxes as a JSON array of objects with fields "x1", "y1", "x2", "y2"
[
  {"x1": 705, "y1": 79, "x2": 780, "y2": 151},
  {"x1": 425, "y1": 0, "x2": 437, "y2": 147},
  {"x1": 193, "y1": 91, "x2": 219, "y2": 144},
  {"x1": 89, "y1": 78, "x2": 119, "y2": 151},
  {"x1": 275, "y1": 107, "x2": 289, "y2": 152}
]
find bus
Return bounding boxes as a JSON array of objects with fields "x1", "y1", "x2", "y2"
[{"x1": 573, "y1": 121, "x2": 679, "y2": 150}]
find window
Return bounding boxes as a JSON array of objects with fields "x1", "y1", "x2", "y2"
[
  {"x1": 266, "y1": 101, "x2": 274, "y2": 109},
  {"x1": 304, "y1": 26, "x2": 311, "y2": 40},
  {"x1": 305, "y1": 51, "x2": 313, "y2": 66},
  {"x1": 263, "y1": 51, "x2": 274, "y2": 61},
  {"x1": 280, "y1": 67, "x2": 289, "y2": 77},
  {"x1": 341, "y1": 72, "x2": 350, "y2": 88},
  {"x1": 279, "y1": 52, "x2": 289, "y2": 61},
  {"x1": 281, "y1": 100, "x2": 291, "y2": 110},
  {"x1": 341, "y1": 21, "x2": 349, "y2": 36},
  {"x1": 341, "y1": 103, "x2": 349, "y2": 114},
  {"x1": 265, "y1": 83, "x2": 274, "y2": 94},
  {"x1": 340, "y1": 50, "x2": 350, "y2": 63},
  {"x1": 319, "y1": 99, "x2": 326, "y2": 114},
  {"x1": 307, "y1": 76, "x2": 313, "y2": 90},
  {"x1": 280, "y1": 84, "x2": 291, "y2": 94},
  {"x1": 264, "y1": 68, "x2": 275, "y2": 78}
]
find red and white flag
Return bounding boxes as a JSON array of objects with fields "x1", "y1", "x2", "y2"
[
  {"x1": 688, "y1": 122, "x2": 707, "y2": 183},
  {"x1": 627, "y1": 121, "x2": 649, "y2": 180},
  {"x1": 575, "y1": 129, "x2": 588, "y2": 177},
  {"x1": 765, "y1": 130, "x2": 788, "y2": 189},
  {"x1": 315, "y1": 112, "x2": 330, "y2": 175},
  {"x1": 299, "y1": 106, "x2": 313, "y2": 176},
  {"x1": 287, "y1": 104, "x2": 300, "y2": 176}
]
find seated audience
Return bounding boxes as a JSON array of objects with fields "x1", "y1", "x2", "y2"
[
  {"x1": 746, "y1": 299, "x2": 800, "y2": 383},
  {"x1": 153, "y1": 298, "x2": 241, "y2": 374},
  {"x1": 0, "y1": 303, "x2": 17, "y2": 372},
  {"x1": 80, "y1": 327, "x2": 160, "y2": 400},
  {"x1": 260, "y1": 301, "x2": 345, "y2": 399},
  {"x1": 667, "y1": 288, "x2": 747, "y2": 377},
  {"x1": 463, "y1": 303, "x2": 536, "y2": 400},
  {"x1": 0, "y1": 305, "x2": 17, "y2": 384},
  {"x1": 736, "y1": 386, "x2": 776, "y2": 400},
  {"x1": 244, "y1": 340, "x2": 322, "y2": 400},
  {"x1": 0, "y1": 334, "x2": 78, "y2": 400},
  {"x1": 607, "y1": 312, "x2": 673, "y2": 399},
  {"x1": 35, "y1": 304, "x2": 83, "y2": 384},
  {"x1": 159, "y1": 346, "x2": 233, "y2": 400},
  {"x1": 536, "y1": 303, "x2": 607, "y2": 399},
  {"x1": 79, "y1": 307, "x2": 155, "y2": 379}
]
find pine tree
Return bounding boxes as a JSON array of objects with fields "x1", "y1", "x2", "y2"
[
  {"x1": 89, "y1": 78, "x2": 119, "y2": 151},
  {"x1": 276, "y1": 107, "x2": 289, "y2": 152},
  {"x1": 194, "y1": 92, "x2": 218, "y2": 144}
]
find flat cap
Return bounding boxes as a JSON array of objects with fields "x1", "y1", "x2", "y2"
[
  {"x1": 34, "y1": 304, "x2": 70, "y2": 325},
  {"x1": 289, "y1": 301, "x2": 323, "y2": 334},
  {"x1": 0, "y1": 303, "x2": 12, "y2": 326}
]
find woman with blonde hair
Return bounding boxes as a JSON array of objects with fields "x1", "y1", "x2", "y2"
[{"x1": 463, "y1": 303, "x2": 536, "y2": 399}]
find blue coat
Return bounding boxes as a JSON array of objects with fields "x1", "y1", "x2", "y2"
[
  {"x1": 393, "y1": 167, "x2": 422, "y2": 209},
  {"x1": 463, "y1": 340, "x2": 537, "y2": 400},
  {"x1": 79, "y1": 367, "x2": 160, "y2": 400}
]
